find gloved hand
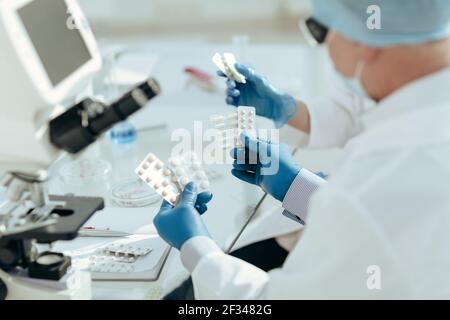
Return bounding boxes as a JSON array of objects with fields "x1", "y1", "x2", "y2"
[
  {"x1": 194, "y1": 191, "x2": 214, "y2": 215},
  {"x1": 153, "y1": 183, "x2": 213, "y2": 250},
  {"x1": 231, "y1": 133, "x2": 302, "y2": 202},
  {"x1": 218, "y1": 63, "x2": 297, "y2": 128}
]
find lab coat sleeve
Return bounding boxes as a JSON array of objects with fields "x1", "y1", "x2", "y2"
[
  {"x1": 282, "y1": 169, "x2": 328, "y2": 223},
  {"x1": 188, "y1": 186, "x2": 409, "y2": 300},
  {"x1": 180, "y1": 237, "x2": 270, "y2": 299},
  {"x1": 301, "y1": 82, "x2": 370, "y2": 149}
]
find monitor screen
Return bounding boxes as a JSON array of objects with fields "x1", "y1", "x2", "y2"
[{"x1": 18, "y1": 0, "x2": 92, "y2": 86}]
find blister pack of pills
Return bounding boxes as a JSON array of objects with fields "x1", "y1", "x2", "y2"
[
  {"x1": 210, "y1": 106, "x2": 257, "y2": 149},
  {"x1": 88, "y1": 257, "x2": 136, "y2": 274},
  {"x1": 212, "y1": 52, "x2": 246, "y2": 84},
  {"x1": 88, "y1": 237, "x2": 155, "y2": 274},
  {"x1": 135, "y1": 153, "x2": 182, "y2": 205},
  {"x1": 168, "y1": 152, "x2": 211, "y2": 192},
  {"x1": 104, "y1": 242, "x2": 153, "y2": 259}
]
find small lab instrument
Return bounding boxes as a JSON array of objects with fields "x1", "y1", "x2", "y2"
[
  {"x1": 110, "y1": 178, "x2": 161, "y2": 208},
  {"x1": 184, "y1": 67, "x2": 219, "y2": 93},
  {"x1": 59, "y1": 158, "x2": 112, "y2": 198},
  {"x1": 79, "y1": 227, "x2": 133, "y2": 238}
]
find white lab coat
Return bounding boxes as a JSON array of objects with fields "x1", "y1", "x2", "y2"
[
  {"x1": 188, "y1": 68, "x2": 450, "y2": 299},
  {"x1": 228, "y1": 71, "x2": 376, "y2": 249}
]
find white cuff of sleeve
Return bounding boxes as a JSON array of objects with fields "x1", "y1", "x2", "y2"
[
  {"x1": 180, "y1": 236, "x2": 222, "y2": 273},
  {"x1": 282, "y1": 169, "x2": 327, "y2": 224}
]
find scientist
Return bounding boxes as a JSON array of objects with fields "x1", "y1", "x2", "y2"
[{"x1": 155, "y1": 0, "x2": 450, "y2": 299}]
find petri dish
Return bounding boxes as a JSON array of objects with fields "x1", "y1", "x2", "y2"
[
  {"x1": 59, "y1": 159, "x2": 112, "y2": 198},
  {"x1": 110, "y1": 178, "x2": 161, "y2": 208}
]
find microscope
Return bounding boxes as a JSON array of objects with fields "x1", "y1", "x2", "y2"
[{"x1": 0, "y1": 0, "x2": 160, "y2": 299}]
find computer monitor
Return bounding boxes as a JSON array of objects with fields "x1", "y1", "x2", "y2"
[
  {"x1": 1, "y1": 0, "x2": 101, "y2": 104},
  {"x1": 0, "y1": 0, "x2": 101, "y2": 172}
]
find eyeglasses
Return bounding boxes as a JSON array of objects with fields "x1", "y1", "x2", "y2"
[{"x1": 299, "y1": 17, "x2": 329, "y2": 47}]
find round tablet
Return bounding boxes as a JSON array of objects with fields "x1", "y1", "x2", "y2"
[
  {"x1": 196, "y1": 171, "x2": 207, "y2": 179},
  {"x1": 162, "y1": 180, "x2": 170, "y2": 187},
  {"x1": 190, "y1": 153, "x2": 198, "y2": 160},
  {"x1": 163, "y1": 169, "x2": 172, "y2": 176},
  {"x1": 147, "y1": 154, "x2": 156, "y2": 162},
  {"x1": 200, "y1": 180, "x2": 210, "y2": 189},
  {"x1": 169, "y1": 158, "x2": 181, "y2": 166},
  {"x1": 175, "y1": 168, "x2": 185, "y2": 176},
  {"x1": 180, "y1": 177, "x2": 190, "y2": 186},
  {"x1": 155, "y1": 162, "x2": 163, "y2": 170}
]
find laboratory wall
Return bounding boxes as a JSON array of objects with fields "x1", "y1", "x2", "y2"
[{"x1": 78, "y1": 0, "x2": 312, "y2": 42}]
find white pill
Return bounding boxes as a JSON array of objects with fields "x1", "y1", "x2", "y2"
[
  {"x1": 162, "y1": 180, "x2": 170, "y2": 187},
  {"x1": 162, "y1": 190, "x2": 169, "y2": 197},
  {"x1": 170, "y1": 196, "x2": 177, "y2": 204},
  {"x1": 180, "y1": 177, "x2": 190, "y2": 186},
  {"x1": 196, "y1": 171, "x2": 207, "y2": 179},
  {"x1": 147, "y1": 154, "x2": 156, "y2": 162},
  {"x1": 175, "y1": 168, "x2": 185, "y2": 176},
  {"x1": 169, "y1": 158, "x2": 182, "y2": 166},
  {"x1": 200, "y1": 181, "x2": 210, "y2": 189},
  {"x1": 155, "y1": 162, "x2": 163, "y2": 170},
  {"x1": 210, "y1": 115, "x2": 225, "y2": 122},
  {"x1": 142, "y1": 163, "x2": 149, "y2": 170},
  {"x1": 153, "y1": 183, "x2": 161, "y2": 190},
  {"x1": 145, "y1": 177, "x2": 152, "y2": 183}
]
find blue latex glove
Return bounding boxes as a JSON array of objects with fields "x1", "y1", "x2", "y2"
[
  {"x1": 194, "y1": 191, "x2": 214, "y2": 215},
  {"x1": 218, "y1": 63, "x2": 297, "y2": 128},
  {"x1": 231, "y1": 133, "x2": 302, "y2": 202},
  {"x1": 153, "y1": 183, "x2": 213, "y2": 250}
]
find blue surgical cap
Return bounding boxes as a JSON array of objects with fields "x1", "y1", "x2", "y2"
[{"x1": 312, "y1": 0, "x2": 450, "y2": 47}]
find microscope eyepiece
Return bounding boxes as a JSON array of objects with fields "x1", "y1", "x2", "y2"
[{"x1": 49, "y1": 78, "x2": 161, "y2": 154}]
